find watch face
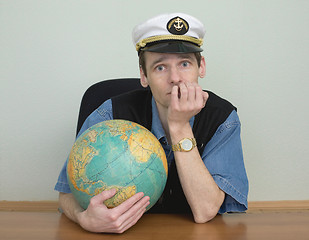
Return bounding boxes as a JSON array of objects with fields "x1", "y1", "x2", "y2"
[{"x1": 181, "y1": 139, "x2": 193, "y2": 151}]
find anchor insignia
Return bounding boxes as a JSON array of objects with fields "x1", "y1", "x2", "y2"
[
  {"x1": 174, "y1": 17, "x2": 184, "y2": 31},
  {"x1": 167, "y1": 16, "x2": 189, "y2": 35}
]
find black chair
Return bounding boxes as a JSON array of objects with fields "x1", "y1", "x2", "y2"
[{"x1": 76, "y1": 78, "x2": 144, "y2": 136}]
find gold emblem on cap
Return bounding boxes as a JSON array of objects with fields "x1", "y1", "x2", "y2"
[
  {"x1": 167, "y1": 16, "x2": 189, "y2": 35},
  {"x1": 169, "y1": 17, "x2": 187, "y2": 32}
]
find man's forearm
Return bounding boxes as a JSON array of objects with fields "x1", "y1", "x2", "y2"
[
  {"x1": 59, "y1": 192, "x2": 84, "y2": 224},
  {"x1": 170, "y1": 125, "x2": 225, "y2": 223},
  {"x1": 174, "y1": 148, "x2": 225, "y2": 223}
]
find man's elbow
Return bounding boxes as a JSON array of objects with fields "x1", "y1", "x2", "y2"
[
  {"x1": 58, "y1": 192, "x2": 74, "y2": 212},
  {"x1": 192, "y1": 206, "x2": 219, "y2": 223}
]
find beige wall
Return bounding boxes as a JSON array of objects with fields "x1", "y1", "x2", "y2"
[{"x1": 1, "y1": 0, "x2": 308, "y2": 201}]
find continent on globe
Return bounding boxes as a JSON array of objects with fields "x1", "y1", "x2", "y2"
[{"x1": 67, "y1": 119, "x2": 168, "y2": 211}]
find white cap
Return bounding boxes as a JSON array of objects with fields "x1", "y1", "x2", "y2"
[{"x1": 132, "y1": 13, "x2": 206, "y2": 53}]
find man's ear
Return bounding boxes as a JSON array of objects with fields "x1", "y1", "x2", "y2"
[
  {"x1": 199, "y1": 56, "x2": 206, "y2": 78},
  {"x1": 139, "y1": 67, "x2": 149, "y2": 88}
]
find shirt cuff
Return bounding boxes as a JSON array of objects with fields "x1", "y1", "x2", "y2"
[
  {"x1": 213, "y1": 175, "x2": 248, "y2": 214},
  {"x1": 54, "y1": 182, "x2": 71, "y2": 194}
]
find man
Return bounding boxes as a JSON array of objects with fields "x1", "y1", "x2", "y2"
[{"x1": 55, "y1": 13, "x2": 248, "y2": 233}]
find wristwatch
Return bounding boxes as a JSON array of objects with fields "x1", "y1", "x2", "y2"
[{"x1": 172, "y1": 138, "x2": 197, "y2": 152}]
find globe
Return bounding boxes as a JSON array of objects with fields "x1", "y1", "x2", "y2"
[{"x1": 67, "y1": 119, "x2": 168, "y2": 211}]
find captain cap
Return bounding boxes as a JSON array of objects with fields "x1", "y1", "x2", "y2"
[{"x1": 132, "y1": 13, "x2": 205, "y2": 53}]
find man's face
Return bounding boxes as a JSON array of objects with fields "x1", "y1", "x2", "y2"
[{"x1": 140, "y1": 51, "x2": 205, "y2": 110}]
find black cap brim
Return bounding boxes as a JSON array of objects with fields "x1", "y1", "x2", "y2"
[{"x1": 141, "y1": 41, "x2": 203, "y2": 53}]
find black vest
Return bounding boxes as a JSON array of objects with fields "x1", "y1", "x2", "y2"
[{"x1": 112, "y1": 89, "x2": 235, "y2": 213}]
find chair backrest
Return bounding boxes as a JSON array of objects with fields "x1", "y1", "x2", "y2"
[{"x1": 76, "y1": 78, "x2": 144, "y2": 135}]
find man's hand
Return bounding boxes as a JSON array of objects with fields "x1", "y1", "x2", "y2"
[
  {"x1": 168, "y1": 82, "x2": 208, "y2": 135},
  {"x1": 59, "y1": 189, "x2": 150, "y2": 234}
]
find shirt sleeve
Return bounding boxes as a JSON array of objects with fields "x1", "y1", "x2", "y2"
[
  {"x1": 54, "y1": 99, "x2": 114, "y2": 193},
  {"x1": 201, "y1": 110, "x2": 249, "y2": 214}
]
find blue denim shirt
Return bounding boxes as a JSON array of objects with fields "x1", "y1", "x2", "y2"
[{"x1": 55, "y1": 98, "x2": 248, "y2": 214}]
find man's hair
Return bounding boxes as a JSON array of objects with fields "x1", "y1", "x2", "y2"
[{"x1": 138, "y1": 51, "x2": 202, "y2": 77}]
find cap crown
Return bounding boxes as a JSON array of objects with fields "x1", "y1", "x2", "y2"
[{"x1": 132, "y1": 13, "x2": 205, "y2": 52}]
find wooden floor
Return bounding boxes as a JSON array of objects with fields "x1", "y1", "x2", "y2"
[{"x1": 1, "y1": 201, "x2": 309, "y2": 240}]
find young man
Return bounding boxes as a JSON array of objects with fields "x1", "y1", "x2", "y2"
[{"x1": 55, "y1": 13, "x2": 248, "y2": 233}]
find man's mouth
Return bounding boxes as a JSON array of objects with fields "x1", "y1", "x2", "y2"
[{"x1": 166, "y1": 89, "x2": 181, "y2": 98}]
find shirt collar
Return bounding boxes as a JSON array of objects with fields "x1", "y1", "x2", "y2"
[{"x1": 151, "y1": 97, "x2": 194, "y2": 141}]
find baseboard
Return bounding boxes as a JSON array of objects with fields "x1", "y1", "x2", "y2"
[
  {"x1": 0, "y1": 201, "x2": 59, "y2": 212},
  {"x1": 1, "y1": 200, "x2": 309, "y2": 212},
  {"x1": 248, "y1": 200, "x2": 309, "y2": 212}
]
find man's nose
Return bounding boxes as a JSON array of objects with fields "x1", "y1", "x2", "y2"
[{"x1": 168, "y1": 67, "x2": 182, "y2": 84}]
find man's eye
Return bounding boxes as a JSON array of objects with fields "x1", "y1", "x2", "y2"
[
  {"x1": 182, "y1": 61, "x2": 189, "y2": 67},
  {"x1": 156, "y1": 65, "x2": 164, "y2": 71}
]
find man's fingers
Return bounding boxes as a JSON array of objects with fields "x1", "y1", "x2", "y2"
[
  {"x1": 186, "y1": 83, "x2": 196, "y2": 103},
  {"x1": 193, "y1": 85, "x2": 208, "y2": 108},
  {"x1": 169, "y1": 83, "x2": 208, "y2": 120},
  {"x1": 89, "y1": 188, "x2": 117, "y2": 206},
  {"x1": 112, "y1": 192, "x2": 146, "y2": 215},
  {"x1": 178, "y1": 83, "x2": 188, "y2": 102},
  {"x1": 105, "y1": 194, "x2": 149, "y2": 233},
  {"x1": 114, "y1": 197, "x2": 150, "y2": 233},
  {"x1": 202, "y1": 91, "x2": 209, "y2": 106},
  {"x1": 171, "y1": 85, "x2": 180, "y2": 108}
]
